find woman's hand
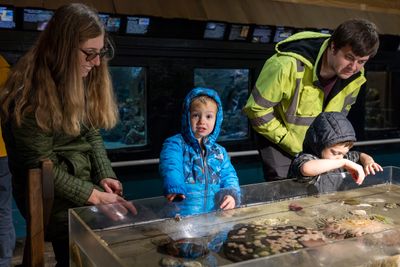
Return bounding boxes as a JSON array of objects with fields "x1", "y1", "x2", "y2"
[
  {"x1": 88, "y1": 189, "x2": 137, "y2": 221},
  {"x1": 100, "y1": 178, "x2": 123, "y2": 196},
  {"x1": 88, "y1": 189, "x2": 120, "y2": 205},
  {"x1": 220, "y1": 195, "x2": 235, "y2": 210}
]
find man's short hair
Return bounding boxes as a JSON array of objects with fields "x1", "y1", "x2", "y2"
[{"x1": 329, "y1": 19, "x2": 379, "y2": 57}]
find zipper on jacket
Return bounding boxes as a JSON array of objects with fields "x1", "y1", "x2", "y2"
[{"x1": 200, "y1": 147, "x2": 209, "y2": 212}]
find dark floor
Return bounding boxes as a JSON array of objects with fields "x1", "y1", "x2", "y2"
[{"x1": 12, "y1": 238, "x2": 56, "y2": 267}]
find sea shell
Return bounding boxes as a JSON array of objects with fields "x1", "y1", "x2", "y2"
[
  {"x1": 364, "y1": 198, "x2": 385, "y2": 203},
  {"x1": 350, "y1": 210, "x2": 367, "y2": 216},
  {"x1": 159, "y1": 256, "x2": 182, "y2": 267},
  {"x1": 384, "y1": 203, "x2": 398, "y2": 209},
  {"x1": 356, "y1": 203, "x2": 374, "y2": 208},
  {"x1": 182, "y1": 261, "x2": 203, "y2": 267}
]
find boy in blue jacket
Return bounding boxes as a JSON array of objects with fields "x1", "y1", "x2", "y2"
[{"x1": 159, "y1": 87, "x2": 240, "y2": 216}]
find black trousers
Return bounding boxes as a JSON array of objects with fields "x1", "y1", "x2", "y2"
[
  {"x1": 52, "y1": 239, "x2": 70, "y2": 267},
  {"x1": 256, "y1": 133, "x2": 294, "y2": 182}
]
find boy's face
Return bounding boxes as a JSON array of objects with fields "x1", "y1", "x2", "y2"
[
  {"x1": 321, "y1": 143, "x2": 350, "y2": 160},
  {"x1": 190, "y1": 100, "x2": 217, "y2": 142}
]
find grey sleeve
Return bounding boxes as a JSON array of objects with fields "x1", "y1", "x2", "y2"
[
  {"x1": 345, "y1": 151, "x2": 361, "y2": 163},
  {"x1": 288, "y1": 153, "x2": 320, "y2": 183}
]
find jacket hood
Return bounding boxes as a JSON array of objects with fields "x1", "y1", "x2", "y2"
[
  {"x1": 276, "y1": 31, "x2": 330, "y2": 68},
  {"x1": 181, "y1": 87, "x2": 223, "y2": 151},
  {"x1": 276, "y1": 31, "x2": 364, "y2": 101},
  {"x1": 303, "y1": 112, "x2": 356, "y2": 157}
]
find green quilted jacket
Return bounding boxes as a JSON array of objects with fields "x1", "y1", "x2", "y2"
[{"x1": 2, "y1": 113, "x2": 116, "y2": 239}]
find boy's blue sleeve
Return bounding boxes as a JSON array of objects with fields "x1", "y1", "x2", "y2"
[
  {"x1": 159, "y1": 135, "x2": 187, "y2": 196},
  {"x1": 218, "y1": 147, "x2": 241, "y2": 205}
]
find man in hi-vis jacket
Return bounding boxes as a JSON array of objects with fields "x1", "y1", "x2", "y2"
[{"x1": 243, "y1": 19, "x2": 379, "y2": 181}]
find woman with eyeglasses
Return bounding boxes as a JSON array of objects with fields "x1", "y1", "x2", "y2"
[{"x1": 0, "y1": 3, "x2": 136, "y2": 266}]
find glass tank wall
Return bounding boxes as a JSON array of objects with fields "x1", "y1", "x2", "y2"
[{"x1": 70, "y1": 167, "x2": 400, "y2": 267}]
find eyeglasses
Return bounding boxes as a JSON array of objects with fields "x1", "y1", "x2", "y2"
[{"x1": 80, "y1": 48, "x2": 110, "y2": 61}]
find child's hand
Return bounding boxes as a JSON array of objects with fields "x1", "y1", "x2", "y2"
[
  {"x1": 343, "y1": 159, "x2": 366, "y2": 185},
  {"x1": 165, "y1": 194, "x2": 185, "y2": 202},
  {"x1": 220, "y1": 195, "x2": 235, "y2": 210},
  {"x1": 363, "y1": 161, "x2": 383, "y2": 175}
]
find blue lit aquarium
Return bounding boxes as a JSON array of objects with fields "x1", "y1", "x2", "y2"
[
  {"x1": 101, "y1": 66, "x2": 147, "y2": 149},
  {"x1": 194, "y1": 68, "x2": 250, "y2": 142}
]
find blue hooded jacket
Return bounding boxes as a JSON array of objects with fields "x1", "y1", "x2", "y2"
[{"x1": 159, "y1": 87, "x2": 241, "y2": 216}]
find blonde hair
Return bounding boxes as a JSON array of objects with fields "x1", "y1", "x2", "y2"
[
  {"x1": 190, "y1": 95, "x2": 217, "y2": 109},
  {"x1": 0, "y1": 3, "x2": 118, "y2": 136}
]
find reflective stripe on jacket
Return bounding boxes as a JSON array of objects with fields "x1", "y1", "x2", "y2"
[{"x1": 243, "y1": 31, "x2": 366, "y2": 156}]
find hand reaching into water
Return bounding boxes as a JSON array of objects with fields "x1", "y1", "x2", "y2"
[
  {"x1": 343, "y1": 160, "x2": 366, "y2": 185},
  {"x1": 97, "y1": 200, "x2": 137, "y2": 221},
  {"x1": 88, "y1": 188, "x2": 137, "y2": 221}
]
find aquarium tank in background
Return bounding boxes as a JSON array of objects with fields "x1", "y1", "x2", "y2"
[
  {"x1": 194, "y1": 68, "x2": 250, "y2": 142},
  {"x1": 364, "y1": 70, "x2": 400, "y2": 140},
  {"x1": 102, "y1": 66, "x2": 147, "y2": 149}
]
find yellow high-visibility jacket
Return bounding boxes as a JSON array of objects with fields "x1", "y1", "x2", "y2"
[
  {"x1": 0, "y1": 54, "x2": 10, "y2": 157},
  {"x1": 243, "y1": 31, "x2": 366, "y2": 156}
]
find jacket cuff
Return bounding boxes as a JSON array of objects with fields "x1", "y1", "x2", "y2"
[
  {"x1": 74, "y1": 182, "x2": 96, "y2": 206},
  {"x1": 215, "y1": 188, "x2": 241, "y2": 206},
  {"x1": 93, "y1": 168, "x2": 117, "y2": 184},
  {"x1": 164, "y1": 185, "x2": 187, "y2": 196}
]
